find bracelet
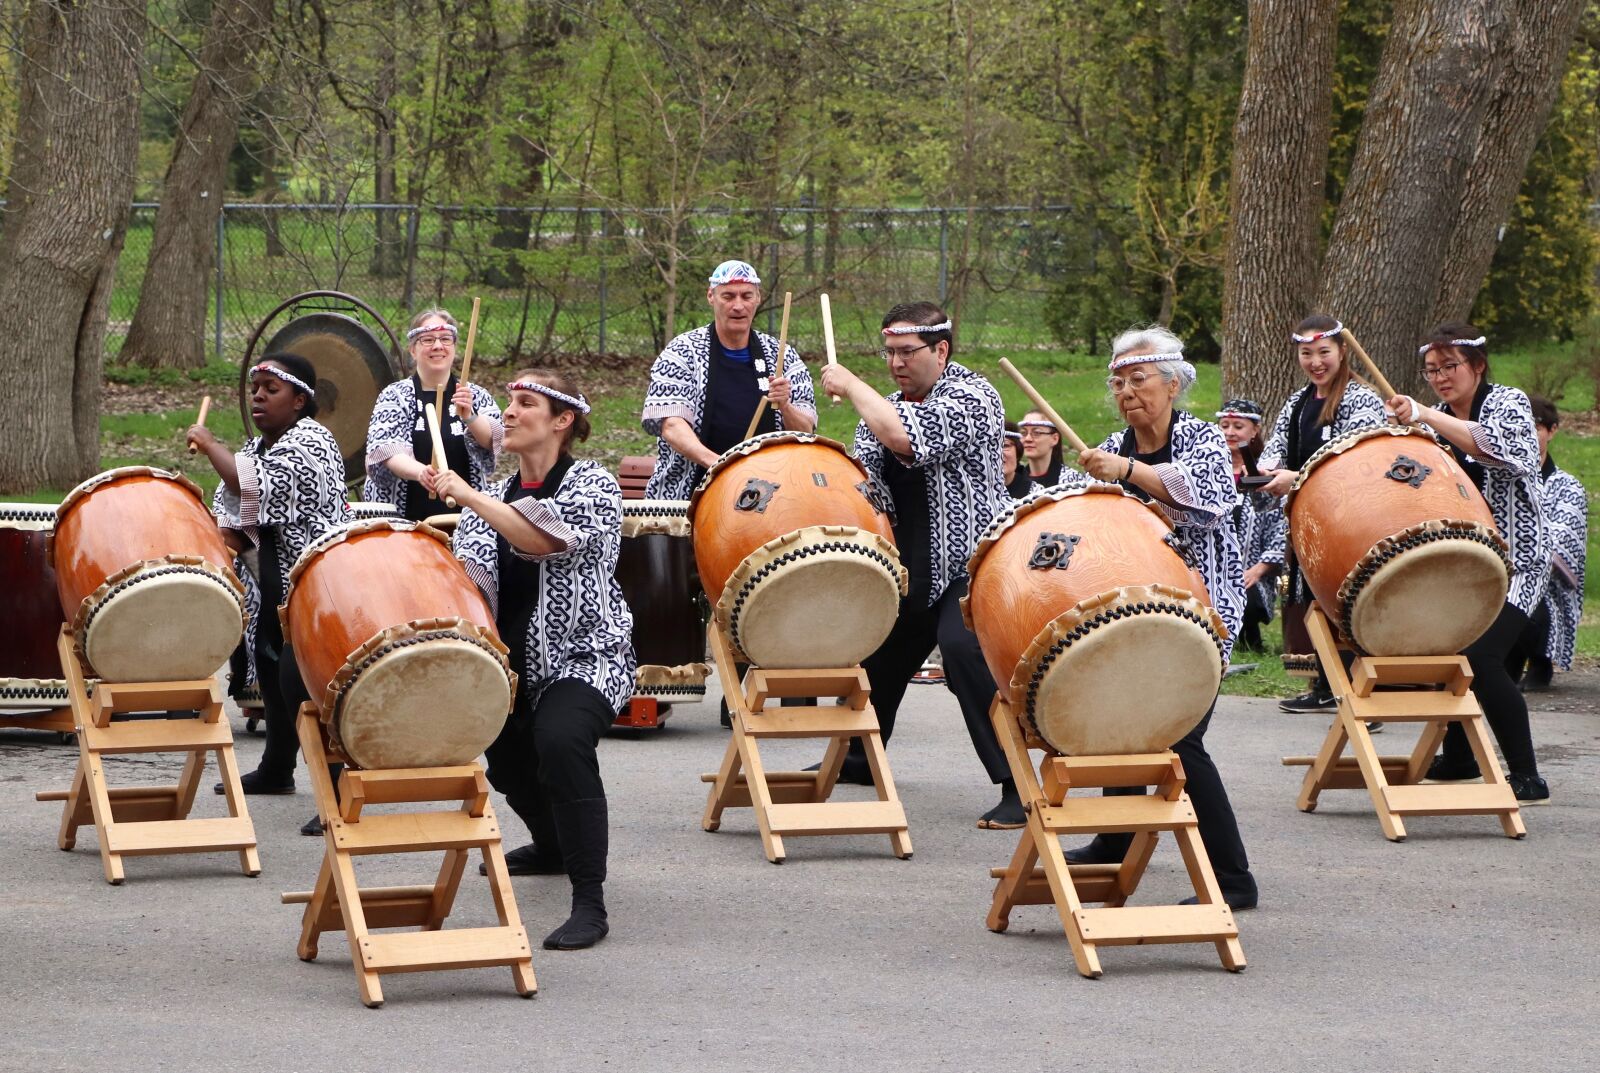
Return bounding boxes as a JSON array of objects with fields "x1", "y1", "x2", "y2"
[{"x1": 1123, "y1": 457, "x2": 1135, "y2": 481}]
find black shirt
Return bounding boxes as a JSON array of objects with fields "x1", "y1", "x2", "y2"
[
  {"x1": 495, "y1": 454, "x2": 574, "y2": 675},
  {"x1": 1113, "y1": 418, "x2": 1175, "y2": 502},
  {"x1": 406, "y1": 374, "x2": 474, "y2": 521},
  {"x1": 700, "y1": 328, "x2": 776, "y2": 458},
  {"x1": 1006, "y1": 468, "x2": 1035, "y2": 499},
  {"x1": 1447, "y1": 379, "x2": 1493, "y2": 492},
  {"x1": 1029, "y1": 457, "x2": 1064, "y2": 488},
  {"x1": 882, "y1": 455, "x2": 933, "y2": 607}
]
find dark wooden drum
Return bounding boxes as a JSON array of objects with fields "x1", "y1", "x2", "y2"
[
  {"x1": 689, "y1": 432, "x2": 906, "y2": 668},
  {"x1": 52, "y1": 467, "x2": 245, "y2": 683},
  {"x1": 1287, "y1": 426, "x2": 1509, "y2": 655},
  {"x1": 1, "y1": 503, "x2": 68, "y2": 709},
  {"x1": 618, "y1": 500, "x2": 707, "y2": 699},
  {"x1": 281, "y1": 519, "x2": 513, "y2": 769},
  {"x1": 963, "y1": 485, "x2": 1226, "y2": 756}
]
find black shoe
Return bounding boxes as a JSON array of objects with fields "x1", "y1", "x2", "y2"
[
  {"x1": 215, "y1": 769, "x2": 295, "y2": 795},
  {"x1": 1181, "y1": 890, "x2": 1258, "y2": 911},
  {"x1": 1521, "y1": 660, "x2": 1554, "y2": 693},
  {"x1": 977, "y1": 789, "x2": 1026, "y2": 830},
  {"x1": 1508, "y1": 771, "x2": 1551, "y2": 805},
  {"x1": 803, "y1": 758, "x2": 875, "y2": 786},
  {"x1": 481, "y1": 842, "x2": 566, "y2": 877},
  {"x1": 542, "y1": 798, "x2": 610, "y2": 951},
  {"x1": 1423, "y1": 754, "x2": 1482, "y2": 783},
  {"x1": 300, "y1": 814, "x2": 323, "y2": 837},
  {"x1": 1364, "y1": 720, "x2": 1384, "y2": 735},
  {"x1": 1278, "y1": 687, "x2": 1335, "y2": 713},
  {"x1": 1064, "y1": 837, "x2": 1129, "y2": 866},
  {"x1": 719, "y1": 698, "x2": 732, "y2": 729}
]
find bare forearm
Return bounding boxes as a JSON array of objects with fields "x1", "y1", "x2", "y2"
[
  {"x1": 1419, "y1": 408, "x2": 1479, "y2": 456},
  {"x1": 661, "y1": 417, "x2": 720, "y2": 469},
  {"x1": 777, "y1": 399, "x2": 815, "y2": 433},
  {"x1": 454, "y1": 486, "x2": 567, "y2": 556},
  {"x1": 385, "y1": 452, "x2": 430, "y2": 482}
]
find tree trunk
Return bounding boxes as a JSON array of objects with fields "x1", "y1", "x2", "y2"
[
  {"x1": 1432, "y1": 0, "x2": 1586, "y2": 324},
  {"x1": 0, "y1": 0, "x2": 147, "y2": 493},
  {"x1": 120, "y1": 0, "x2": 274, "y2": 370},
  {"x1": 1220, "y1": 0, "x2": 1339, "y2": 415},
  {"x1": 1318, "y1": 0, "x2": 1511, "y2": 399}
]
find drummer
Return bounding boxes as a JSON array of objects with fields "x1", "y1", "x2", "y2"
[
  {"x1": 426, "y1": 369, "x2": 635, "y2": 950},
  {"x1": 1258, "y1": 316, "x2": 1388, "y2": 711},
  {"x1": 818, "y1": 302, "x2": 1023, "y2": 829},
  {"x1": 1002, "y1": 423, "x2": 1036, "y2": 499},
  {"x1": 187, "y1": 353, "x2": 350, "y2": 805},
  {"x1": 1018, "y1": 410, "x2": 1065, "y2": 487},
  {"x1": 1065, "y1": 325, "x2": 1258, "y2": 910},
  {"x1": 1217, "y1": 398, "x2": 1281, "y2": 653},
  {"x1": 1385, "y1": 326, "x2": 1552, "y2": 804},
  {"x1": 365, "y1": 308, "x2": 503, "y2": 520},
  {"x1": 641, "y1": 259, "x2": 816, "y2": 499},
  {"x1": 1508, "y1": 397, "x2": 1588, "y2": 691}
]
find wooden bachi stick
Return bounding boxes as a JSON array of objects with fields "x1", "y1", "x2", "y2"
[
  {"x1": 998, "y1": 357, "x2": 1090, "y2": 455},
  {"x1": 820, "y1": 292, "x2": 841, "y2": 403},
  {"x1": 424, "y1": 402, "x2": 457, "y2": 508},
  {"x1": 456, "y1": 297, "x2": 481, "y2": 420},
  {"x1": 187, "y1": 395, "x2": 212, "y2": 454},
  {"x1": 745, "y1": 291, "x2": 793, "y2": 440}
]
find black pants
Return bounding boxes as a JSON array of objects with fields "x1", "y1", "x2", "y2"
[
  {"x1": 485, "y1": 678, "x2": 612, "y2": 843},
  {"x1": 1441, "y1": 602, "x2": 1540, "y2": 776},
  {"x1": 1505, "y1": 599, "x2": 1553, "y2": 684},
  {"x1": 849, "y1": 578, "x2": 1008, "y2": 784},
  {"x1": 254, "y1": 606, "x2": 312, "y2": 780}
]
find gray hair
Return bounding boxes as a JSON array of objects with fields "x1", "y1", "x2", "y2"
[{"x1": 1109, "y1": 324, "x2": 1197, "y2": 398}]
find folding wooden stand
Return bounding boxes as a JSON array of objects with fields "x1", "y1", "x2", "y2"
[
  {"x1": 700, "y1": 625, "x2": 911, "y2": 864},
  {"x1": 985, "y1": 698, "x2": 1244, "y2": 978},
  {"x1": 1281, "y1": 605, "x2": 1524, "y2": 842},
  {"x1": 284, "y1": 704, "x2": 536, "y2": 1008},
  {"x1": 35, "y1": 627, "x2": 260, "y2": 885}
]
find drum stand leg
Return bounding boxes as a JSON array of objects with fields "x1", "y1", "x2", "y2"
[
  {"x1": 699, "y1": 625, "x2": 912, "y2": 864},
  {"x1": 33, "y1": 627, "x2": 261, "y2": 884},
  {"x1": 985, "y1": 698, "x2": 1245, "y2": 977},
  {"x1": 1280, "y1": 606, "x2": 1525, "y2": 842},
  {"x1": 282, "y1": 704, "x2": 537, "y2": 1008}
]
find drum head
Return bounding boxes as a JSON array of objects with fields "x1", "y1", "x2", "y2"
[
  {"x1": 335, "y1": 638, "x2": 511, "y2": 769},
  {"x1": 84, "y1": 571, "x2": 243, "y2": 682},
  {"x1": 1349, "y1": 539, "x2": 1508, "y2": 655}
]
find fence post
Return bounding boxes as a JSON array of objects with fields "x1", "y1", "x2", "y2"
[
  {"x1": 214, "y1": 207, "x2": 225, "y2": 362},
  {"x1": 402, "y1": 206, "x2": 420, "y2": 311},
  {"x1": 598, "y1": 218, "x2": 608, "y2": 355},
  {"x1": 938, "y1": 209, "x2": 949, "y2": 305},
  {"x1": 767, "y1": 239, "x2": 777, "y2": 335}
]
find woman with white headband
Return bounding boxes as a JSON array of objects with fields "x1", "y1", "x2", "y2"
[
  {"x1": 425, "y1": 369, "x2": 635, "y2": 950},
  {"x1": 1216, "y1": 398, "x2": 1281, "y2": 652},
  {"x1": 1258, "y1": 314, "x2": 1387, "y2": 713},
  {"x1": 1384, "y1": 324, "x2": 1552, "y2": 804},
  {"x1": 364, "y1": 307, "x2": 503, "y2": 520},
  {"x1": 187, "y1": 352, "x2": 351, "y2": 802},
  {"x1": 1017, "y1": 409, "x2": 1064, "y2": 487}
]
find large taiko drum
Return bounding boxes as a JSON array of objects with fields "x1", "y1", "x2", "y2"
[
  {"x1": 51, "y1": 468, "x2": 245, "y2": 683},
  {"x1": 963, "y1": 485, "x2": 1227, "y2": 756},
  {"x1": 1, "y1": 503, "x2": 68, "y2": 709},
  {"x1": 281, "y1": 519, "x2": 514, "y2": 769},
  {"x1": 689, "y1": 432, "x2": 907, "y2": 668},
  {"x1": 1288, "y1": 426, "x2": 1510, "y2": 655},
  {"x1": 619, "y1": 500, "x2": 708, "y2": 699}
]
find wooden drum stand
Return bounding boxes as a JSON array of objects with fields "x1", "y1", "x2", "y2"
[
  {"x1": 283, "y1": 703, "x2": 536, "y2": 1008},
  {"x1": 985, "y1": 697, "x2": 1245, "y2": 977},
  {"x1": 1281, "y1": 605, "x2": 1523, "y2": 841}
]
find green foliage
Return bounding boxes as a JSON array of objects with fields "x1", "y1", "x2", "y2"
[{"x1": 103, "y1": 361, "x2": 241, "y2": 388}]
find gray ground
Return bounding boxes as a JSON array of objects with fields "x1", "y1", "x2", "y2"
[{"x1": 2, "y1": 677, "x2": 1597, "y2": 1073}]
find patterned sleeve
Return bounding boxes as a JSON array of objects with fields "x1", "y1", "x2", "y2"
[
  {"x1": 1250, "y1": 498, "x2": 1287, "y2": 569},
  {"x1": 237, "y1": 421, "x2": 346, "y2": 530},
  {"x1": 780, "y1": 342, "x2": 818, "y2": 426},
  {"x1": 506, "y1": 462, "x2": 622, "y2": 563},
  {"x1": 1259, "y1": 388, "x2": 1297, "y2": 471},
  {"x1": 212, "y1": 473, "x2": 245, "y2": 529},
  {"x1": 1148, "y1": 418, "x2": 1232, "y2": 530},
  {"x1": 366, "y1": 381, "x2": 414, "y2": 470},
  {"x1": 467, "y1": 381, "x2": 505, "y2": 473},
  {"x1": 852, "y1": 417, "x2": 894, "y2": 520},
  {"x1": 1545, "y1": 470, "x2": 1589, "y2": 585},
  {"x1": 640, "y1": 336, "x2": 700, "y2": 436},
  {"x1": 1341, "y1": 383, "x2": 1390, "y2": 431},
  {"x1": 888, "y1": 376, "x2": 1003, "y2": 468},
  {"x1": 1464, "y1": 386, "x2": 1541, "y2": 476},
  {"x1": 452, "y1": 492, "x2": 503, "y2": 617}
]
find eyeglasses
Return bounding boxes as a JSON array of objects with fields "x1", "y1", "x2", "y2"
[
  {"x1": 1421, "y1": 361, "x2": 1466, "y2": 381},
  {"x1": 413, "y1": 333, "x2": 455, "y2": 348},
  {"x1": 1018, "y1": 428, "x2": 1056, "y2": 439},
  {"x1": 879, "y1": 343, "x2": 932, "y2": 362},
  {"x1": 1106, "y1": 371, "x2": 1157, "y2": 393}
]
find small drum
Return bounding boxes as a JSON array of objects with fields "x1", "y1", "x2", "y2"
[
  {"x1": 963, "y1": 485, "x2": 1227, "y2": 756},
  {"x1": 281, "y1": 519, "x2": 513, "y2": 769},
  {"x1": 1, "y1": 503, "x2": 68, "y2": 709},
  {"x1": 1288, "y1": 426, "x2": 1510, "y2": 655},
  {"x1": 619, "y1": 500, "x2": 708, "y2": 699},
  {"x1": 51, "y1": 468, "x2": 245, "y2": 683},
  {"x1": 689, "y1": 433, "x2": 906, "y2": 668}
]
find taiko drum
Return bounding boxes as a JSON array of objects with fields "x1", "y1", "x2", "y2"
[
  {"x1": 689, "y1": 433, "x2": 906, "y2": 668},
  {"x1": 619, "y1": 500, "x2": 708, "y2": 699},
  {"x1": 1288, "y1": 426, "x2": 1509, "y2": 655},
  {"x1": 963, "y1": 485, "x2": 1226, "y2": 756},
  {"x1": 281, "y1": 519, "x2": 513, "y2": 769},
  {"x1": 51, "y1": 467, "x2": 244, "y2": 683},
  {"x1": 1, "y1": 503, "x2": 67, "y2": 706}
]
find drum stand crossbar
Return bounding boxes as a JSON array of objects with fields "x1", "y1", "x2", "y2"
[
  {"x1": 700, "y1": 625, "x2": 912, "y2": 864},
  {"x1": 283, "y1": 705, "x2": 536, "y2": 1008},
  {"x1": 1281, "y1": 605, "x2": 1524, "y2": 842},
  {"x1": 34, "y1": 627, "x2": 260, "y2": 885},
  {"x1": 986, "y1": 698, "x2": 1245, "y2": 978}
]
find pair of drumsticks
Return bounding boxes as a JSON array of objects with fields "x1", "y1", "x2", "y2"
[{"x1": 742, "y1": 291, "x2": 844, "y2": 440}]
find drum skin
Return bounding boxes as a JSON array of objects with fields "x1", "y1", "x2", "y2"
[
  {"x1": 0, "y1": 503, "x2": 66, "y2": 683},
  {"x1": 618, "y1": 501, "x2": 706, "y2": 696},
  {"x1": 52, "y1": 468, "x2": 243, "y2": 682},
  {"x1": 964, "y1": 486, "x2": 1226, "y2": 755},
  {"x1": 1288, "y1": 427, "x2": 1509, "y2": 655},
  {"x1": 282, "y1": 520, "x2": 512, "y2": 769}
]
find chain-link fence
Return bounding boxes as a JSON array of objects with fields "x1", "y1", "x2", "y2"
[{"x1": 110, "y1": 203, "x2": 1102, "y2": 364}]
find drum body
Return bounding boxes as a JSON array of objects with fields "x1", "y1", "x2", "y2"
[
  {"x1": 619, "y1": 501, "x2": 707, "y2": 699},
  {"x1": 282, "y1": 520, "x2": 513, "y2": 770},
  {"x1": 1, "y1": 503, "x2": 68, "y2": 709},
  {"x1": 963, "y1": 486, "x2": 1226, "y2": 756},
  {"x1": 1288, "y1": 427, "x2": 1509, "y2": 655},
  {"x1": 689, "y1": 433, "x2": 906, "y2": 668},
  {"x1": 52, "y1": 468, "x2": 244, "y2": 683}
]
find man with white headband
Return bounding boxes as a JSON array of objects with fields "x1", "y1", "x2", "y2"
[
  {"x1": 816, "y1": 301, "x2": 1021, "y2": 830},
  {"x1": 641, "y1": 259, "x2": 817, "y2": 499}
]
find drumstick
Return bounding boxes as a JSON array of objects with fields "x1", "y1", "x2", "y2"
[
  {"x1": 187, "y1": 395, "x2": 212, "y2": 454},
  {"x1": 998, "y1": 358, "x2": 1089, "y2": 455},
  {"x1": 424, "y1": 402, "x2": 458, "y2": 508},
  {"x1": 456, "y1": 297, "x2": 481, "y2": 420},
  {"x1": 820, "y1": 292, "x2": 841, "y2": 404},
  {"x1": 1339, "y1": 327, "x2": 1399, "y2": 401},
  {"x1": 745, "y1": 291, "x2": 792, "y2": 440}
]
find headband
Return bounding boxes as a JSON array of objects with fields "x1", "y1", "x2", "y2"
[
  {"x1": 1003, "y1": 430, "x2": 1023, "y2": 443},
  {"x1": 708, "y1": 260, "x2": 761, "y2": 287},
  {"x1": 1108, "y1": 351, "x2": 1184, "y2": 372},
  {"x1": 1291, "y1": 321, "x2": 1343, "y2": 343},
  {"x1": 883, "y1": 320, "x2": 952, "y2": 336},
  {"x1": 1017, "y1": 419, "x2": 1056, "y2": 432},
  {"x1": 507, "y1": 380, "x2": 592, "y2": 415},
  {"x1": 1418, "y1": 336, "x2": 1487, "y2": 356},
  {"x1": 1216, "y1": 409, "x2": 1264, "y2": 423},
  {"x1": 251, "y1": 363, "x2": 315, "y2": 397},
  {"x1": 407, "y1": 322, "x2": 458, "y2": 342}
]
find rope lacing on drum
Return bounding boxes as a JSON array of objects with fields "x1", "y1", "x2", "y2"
[
  {"x1": 1335, "y1": 521, "x2": 1511, "y2": 647},
  {"x1": 726, "y1": 539, "x2": 903, "y2": 661}
]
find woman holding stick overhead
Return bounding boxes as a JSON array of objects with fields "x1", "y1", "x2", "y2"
[
  {"x1": 365, "y1": 307, "x2": 502, "y2": 521},
  {"x1": 425, "y1": 369, "x2": 634, "y2": 950}
]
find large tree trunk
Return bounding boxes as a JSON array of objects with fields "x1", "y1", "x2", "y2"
[
  {"x1": 0, "y1": 1, "x2": 146, "y2": 492},
  {"x1": 1432, "y1": 0, "x2": 1586, "y2": 324},
  {"x1": 1220, "y1": 0, "x2": 1340, "y2": 415},
  {"x1": 120, "y1": 0, "x2": 274, "y2": 370},
  {"x1": 1318, "y1": 1, "x2": 1511, "y2": 399}
]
